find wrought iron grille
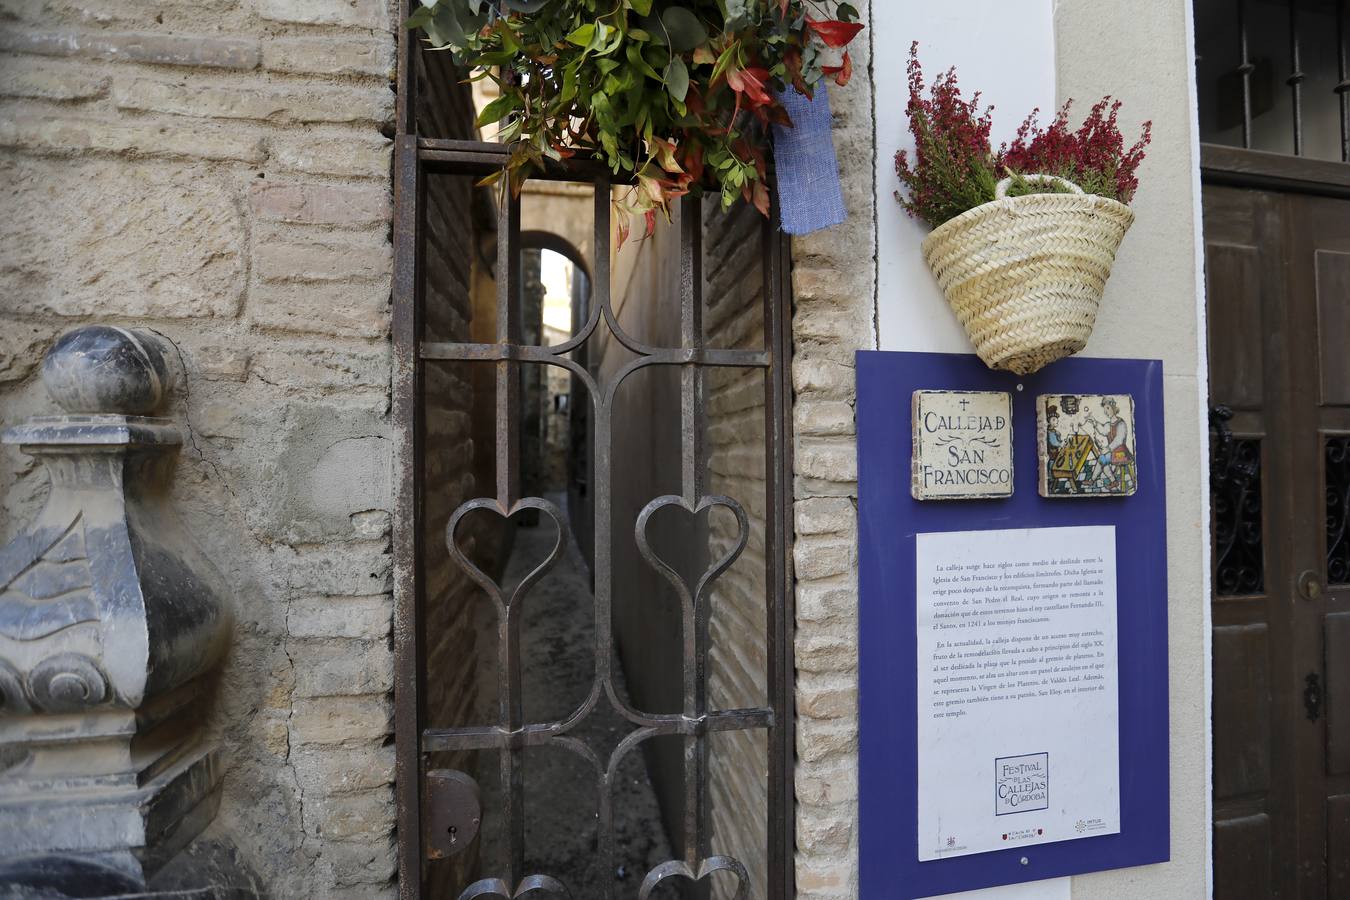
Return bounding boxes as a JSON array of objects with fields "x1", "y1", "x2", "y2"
[
  {"x1": 391, "y1": 17, "x2": 795, "y2": 900},
  {"x1": 1210, "y1": 406, "x2": 1265, "y2": 595},
  {"x1": 1327, "y1": 435, "x2": 1350, "y2": 584},
  {"x1": 1195, "y1": 0, "x2": 1350, "y2": 161}
]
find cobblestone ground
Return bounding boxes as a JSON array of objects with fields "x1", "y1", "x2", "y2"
[{"x1": 475, "y1": 493, "x2": 675, "y2": 896}]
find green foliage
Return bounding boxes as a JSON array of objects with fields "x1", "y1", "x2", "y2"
[{"x1": 407, "y1": 0, "x2": 863, "y2": 241}]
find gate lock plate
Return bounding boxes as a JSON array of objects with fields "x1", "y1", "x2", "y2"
[{"x1": 426, "y1": 769, "x2": 482, "y2": 859}]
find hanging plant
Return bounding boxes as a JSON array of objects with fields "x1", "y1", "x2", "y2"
[
  {"x1": 407, "y1": 0, "x2": 863, "y2": 243},
  {"x1": 893, "y1": 44, "x2": 1152, "y2": 376}
]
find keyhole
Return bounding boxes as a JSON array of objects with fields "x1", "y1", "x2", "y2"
[{"x1": 448, "y1": 825, "x2": 458, "y2": 845}]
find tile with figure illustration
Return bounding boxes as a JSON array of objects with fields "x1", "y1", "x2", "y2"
[{"x1": 1037, "y1": 394, "x2": 1137, "y2": 497}]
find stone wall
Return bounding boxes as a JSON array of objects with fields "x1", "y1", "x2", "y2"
[
  {"x1": 0, "y1": 2, "x2": 400, "y2": 896},
  {"x1": 787, "y1": 4, "x2": 877, "y2": 897}
]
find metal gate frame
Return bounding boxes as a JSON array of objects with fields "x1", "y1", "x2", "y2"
[{"x1": 391, "y1": 12, "x2": 797, "y2": 899}]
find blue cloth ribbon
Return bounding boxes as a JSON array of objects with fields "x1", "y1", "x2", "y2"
[{"x1": 772, "y1": 84, "x2": 847, "y2": 235}]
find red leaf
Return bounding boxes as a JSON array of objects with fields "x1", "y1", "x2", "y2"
[
  {"x1": 783, "y1": 47, "x2": 809, "y2": 95},
  {"x1": 727, "y1": 65, "x2": 773, "y2": 108},
  {"x1": 684, "y1": 85, "x2": 706, "y2": 116},
  {"x1": 806, "y1": 18, "x2": 864, "y2": 49},
  {"x1": 822, "y1": 50, "x2": 853, "y2": 87},
  {"x1": 777, "y1": 0, "x2": 788, "y2": 15},
  {"x1": 683, "y1": 142, "x2": 705, "y2": 183},
  {"x1": 751, "y1": 180, "x2": 770, "y2": 216},
  {"x1": 643, "y1": 210, "x2": 657, "y2": 239}
]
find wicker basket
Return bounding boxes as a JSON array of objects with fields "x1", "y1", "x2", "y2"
[{"x1": 921, "y1": 174, "x2": 1135, "y2": 376}]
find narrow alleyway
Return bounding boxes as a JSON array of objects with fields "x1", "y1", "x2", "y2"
[{"x1": 478, "y1": 493, "x2": 676, "y2": 896}]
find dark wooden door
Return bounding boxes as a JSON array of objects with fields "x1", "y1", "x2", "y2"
[{"x1": 1205, "y1": 182, "x2": 1350, "y2": 899}]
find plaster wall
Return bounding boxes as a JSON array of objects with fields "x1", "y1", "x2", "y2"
[
  {"x1": 874, "y1": 0, "x2": 1056, "y2": 353},
  {"x1": 1055, "y1": 1, "x2": 1212, "y2": 897}
]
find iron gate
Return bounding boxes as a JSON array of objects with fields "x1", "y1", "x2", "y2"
[{"x1": 392, "y1": 17, "x2": 796, "y2": 900}]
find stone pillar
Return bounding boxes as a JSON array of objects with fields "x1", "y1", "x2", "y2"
[{"x1": 0, "y1": 326, "x2": 233, "y2": 895}]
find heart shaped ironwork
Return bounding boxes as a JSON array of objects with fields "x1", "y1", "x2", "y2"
[
  {"x1": 638, "y1": 856, "x2": 749, "y2": 900},
  {"x1": 446, "y1": 497, "x2": 567, "y2": 615},
  {"x1": 634, "y1": 494, "x2": 748, "y2": 607},
  {"x1": 459, "y1": 874, "x2": 571, "y2": 899}
]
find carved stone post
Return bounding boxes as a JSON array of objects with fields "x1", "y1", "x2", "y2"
[{"x1": 0, "y1": 326, "x2": 232, "y2": 895}]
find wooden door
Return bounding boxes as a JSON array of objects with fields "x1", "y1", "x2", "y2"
[{"x1": 1205, "y1": 182, "x2": 1350, "y2": 899}]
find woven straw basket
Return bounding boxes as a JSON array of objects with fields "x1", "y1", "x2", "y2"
[{"x1": 921, "y1": 174, "x2": 1135, "y2": 376}]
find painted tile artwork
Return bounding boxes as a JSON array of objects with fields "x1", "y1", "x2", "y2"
[
  {"x1": 1037, "y1": 394, "x2": 1138, "y2": 497},
  {"x1": 911, "y1": 390, "x2": 1014, "y2": 500}
]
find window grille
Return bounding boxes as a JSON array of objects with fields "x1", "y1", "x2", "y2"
[{"x1": 1195, "y1": 0, "x2": 1350, "y2": 162}]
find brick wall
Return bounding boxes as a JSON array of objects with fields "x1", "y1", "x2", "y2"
[
  {"x1": 416, "y1": 47, "x2": 500, "y2": 893},
  {"x1": 787, "y1": 5, "x2": 877, "y2": 895},
  {"x1": 703, "y1": 197, "x2": 771, "y2": 900},
  {"x1": 0, "y1": 2, "x2": 400, "y2": 895}
]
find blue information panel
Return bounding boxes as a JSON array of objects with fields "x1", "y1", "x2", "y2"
[{"x1": 857, "y1": 351, "x2": 1170, "y2": 897}]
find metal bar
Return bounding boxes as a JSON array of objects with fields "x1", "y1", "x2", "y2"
[
  {"x1": 1338, "y1": 0, "x2": 1349, "y2": 162},
  {"x1": 491, "y1": 189, "x2": 525, "y2": 886},
  {"x1": 1239, "y1": 0, "x2": 1254, "y2": 149},
  {"x1": 392, "y1": 2, "x2": 421, "y2": 892},
  {"x1": 764, "y1": 192, "x2": 796, "y2": 900},
  {"x1": 420, "y1": 342, "x2": 769, "y2": 368},
  {"x1": 392, "y1": 132, "x2": 426, "y2": 900},
  {"x1": 589, "y1": 182, "x2": 619, "y2": 900},
  {"x1": 420, "y1": 707, "x2": 776, "y2": 753},
  {"x1": 495, "y1": 194, "x2": 522, "y2": 507},
  {"x1": 1288, "y1": 0, "x2": 1305, "y2": 155},
  {"x1": 675, "y1": 195, "x2": 710, "y2": 884},
  {"x1": 679, "y1": 194, "x2": 706, "y2": 507},
  {"x1": 418, "y1": 138, "x2": 633, "y2": 182},
  {"x1": 395, "y1": 0, "x2": 416, "y2": 139}
]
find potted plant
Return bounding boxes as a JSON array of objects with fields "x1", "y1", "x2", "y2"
[
  {"x1": 408, "y1": 0, "x2": 864, "y2": 242},
  {"x1": 895, "y1": 44, "x2": 1151, "y2": 376}
]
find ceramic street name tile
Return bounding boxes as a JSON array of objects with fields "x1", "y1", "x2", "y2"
[
  {"x1": 1038, "y1": 393, "x2": 1138, "y2": 497},
  {"x1": 911, "y1": 390, "x2": 1014, "y2": 500}
]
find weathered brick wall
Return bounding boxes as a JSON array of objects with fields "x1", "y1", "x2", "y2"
[
  {"x1": 789, "y1": 5, "x2": 876, "y2": 897},
  {"x1": 0, "y1": 2, "x2": 400, "y2": 895},
  {"x1": 703, "y1": 197, "x2": 770, "y2": 900},
  {"x1": 417, "y1": 48, "x2": 500, "y2": 893}
]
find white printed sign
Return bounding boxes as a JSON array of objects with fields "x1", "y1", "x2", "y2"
[{"x1": 916, "y1": 526, "x2": 1121, "y2": 860}]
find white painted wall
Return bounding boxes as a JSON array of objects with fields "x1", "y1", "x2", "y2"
[
  {"x1": 873, "y1": 0, "x2": 1056, "y2": 353},
  {"x1": 873, "y1": 5, "x2": 1069, "y2": 898},
  {"x1": 868, "y1": 0, "x2": 1212, "y2": 898}
]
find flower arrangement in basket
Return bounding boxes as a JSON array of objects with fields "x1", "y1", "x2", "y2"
[
  {"x1": 408, "y1": 0, "x2": 864, "y2": 243},
  {"x1": 895, "y1": 44, "x2": 1152, "y2": 376}
]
